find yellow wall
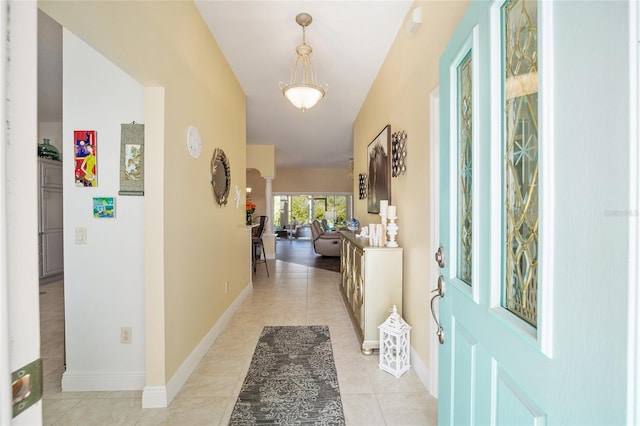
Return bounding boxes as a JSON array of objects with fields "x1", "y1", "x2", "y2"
[
  {"x1": 273, "y1": 168, "x2": 353, "y2": 193},
  {"x1": 247, "y1": 167, "x2": 352, "y2": 218},
  {"x1": 247, "y1": 145, "x2": 275, "y2": 178},
  {"x1": 246, "y1": 145, "x2": 275, "y2": 219},
  {"x1": 354, "y1": 0, "x2": 469, "y2": 370},
  {"x1": 41, "y1": 1, "x2": 247, "y2": 385},
  {"x1": 246, "y1": 169, "x2": 266, "y2": 217}
]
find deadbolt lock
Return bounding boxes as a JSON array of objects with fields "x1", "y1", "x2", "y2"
[{"x1": 435, "y1": 246, "x2": 445, "y2": 268}]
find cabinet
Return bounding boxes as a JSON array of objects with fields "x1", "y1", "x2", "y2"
[
  {"x1": 39, "y1": 158, "x2": 64, "y2": 282},
  {"x1": 339, "y1": 231, "x2": 403, "y2": 355}
]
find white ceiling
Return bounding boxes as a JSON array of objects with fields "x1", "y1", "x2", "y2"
[
  {"x1": 38, "y1": 1, "x2": 414, "y2": 169},
  {"x1": 195, "y1": 1, "x2": 414, "y2": 169}
]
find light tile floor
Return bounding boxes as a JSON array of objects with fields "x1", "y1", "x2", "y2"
[{"x1": 41, "y1": 260, "x2": 437, "y2": 425}]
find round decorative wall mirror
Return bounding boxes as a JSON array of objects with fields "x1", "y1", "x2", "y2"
[{"x1": 210, "y1": 148, "x2": 230, "y2": 206}]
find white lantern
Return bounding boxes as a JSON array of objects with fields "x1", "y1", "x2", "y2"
[{"x1": 378, "y1": 305, "x2": 412, "y2": 378}]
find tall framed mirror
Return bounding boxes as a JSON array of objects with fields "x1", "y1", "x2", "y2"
[{"x1": 211, "y1": 148, "x2": 230, "y2": 206}]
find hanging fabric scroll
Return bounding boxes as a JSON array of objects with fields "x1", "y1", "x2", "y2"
[{"x1": 119, "y1": 122, "x2": 144, "y2": 196}]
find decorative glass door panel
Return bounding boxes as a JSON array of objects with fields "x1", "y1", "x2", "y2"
[
  {"x1": 457, "y1": 51, "x2": 474, "y2": 286},
  {"x1": 502, "y1": 0, "x2": 539, "y2": 327}
]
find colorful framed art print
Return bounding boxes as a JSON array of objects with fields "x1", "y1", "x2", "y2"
[{"x1": 74, "y1": 130, "x2": 97, "y2": 187}]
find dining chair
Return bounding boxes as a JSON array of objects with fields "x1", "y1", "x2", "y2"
[{"x1": 252, "y1": 215, "x2": 269, "y2": 277}]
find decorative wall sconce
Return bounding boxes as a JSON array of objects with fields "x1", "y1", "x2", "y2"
[
  {"x1": 391, "y1": 131, "x2": 407, "y2": 177},
  {"x1": 358, "y1": 173, "x2": 367, "y2": 199}
]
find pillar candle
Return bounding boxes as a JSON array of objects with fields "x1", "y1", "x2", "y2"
[
  {"x1": 387, "y1": 205, "x2": 396, "y2": 218},
  {"x1": 379, "y1": 200, "x2": 388, "y2": 216},
  {"x1": 369, "y1": 224, "x2": 377, "y2": 245}
]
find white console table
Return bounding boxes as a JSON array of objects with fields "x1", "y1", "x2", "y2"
[{"x1": 339, "y1": 231, "x2": 403, "y2": 355}]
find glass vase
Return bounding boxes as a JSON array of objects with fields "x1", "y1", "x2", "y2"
[{"x1": 38, "y1": 138, "x2": 61, "y2": 161}]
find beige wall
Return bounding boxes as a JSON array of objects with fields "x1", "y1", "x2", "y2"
[
  {"x1": 41, "y1": 1, "x2": 247, "y2": 387},
  {"x1": 247, "y1": 167, "x2": 353, "y2": 218},
  {"x1": 247, "y1": 145, "x2": 275, "y2": 178},
  {"x1": 273, "y1": 168, "x2": 353, "y2": 193},
  {"x1": 246, "y1": 168, "x2": 266, "y2": 217},
  {"x1": 354, "y1": 1, "x2": 469, "y2": 374},
  {"x1": 246, "y1": 145, "x2": 275, "y2": 219}
]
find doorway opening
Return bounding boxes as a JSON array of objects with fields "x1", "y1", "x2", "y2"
[{"x1": 273, "y1": 193, "x2": 352, "y2": 239}]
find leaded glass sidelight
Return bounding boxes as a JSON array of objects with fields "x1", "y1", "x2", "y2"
[
  {"x1": 457, "y1": 51, "x2": 473, "y2": 286},
  {"x1": 502, "y1": 0, "x2": 538, "y2": 327}
]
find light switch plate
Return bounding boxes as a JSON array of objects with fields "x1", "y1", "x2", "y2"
[{"x1": 75, "y1": 227, "x2": 87, "y2": 244}]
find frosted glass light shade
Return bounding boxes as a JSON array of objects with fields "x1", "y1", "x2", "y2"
[{"x1": 282, "y1": 84, "x2": 325, "y2": 111}]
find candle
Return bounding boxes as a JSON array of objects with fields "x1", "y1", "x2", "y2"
[
  {"x1": 387, "y1": 205, "x2": 396, "y2": 218},
  {"x1": 379, "y1": 200, "x2": 388, "y2": 216}
]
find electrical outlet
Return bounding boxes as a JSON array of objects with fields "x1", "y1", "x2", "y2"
[
  {"x1": 121, "y1": 327, "x2": 132, "y2": 344},
  {"x1": 225, "y1": 281, "x2": 229, "y2": 294}
]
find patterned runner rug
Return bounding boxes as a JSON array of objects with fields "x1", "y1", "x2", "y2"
[{"x1": 229, "y1": 325, "x2": 345, "y2": 425}]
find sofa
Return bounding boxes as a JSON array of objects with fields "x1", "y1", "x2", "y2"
[{"x1": 310, "y1": 220, "x2": 341, "y2": 257}]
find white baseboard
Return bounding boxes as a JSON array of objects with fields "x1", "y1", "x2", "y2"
[
  {"x1": 141, "y1": 386, "x2": 167, "y2": 408},
  {"x1": 141, "y1": 282, "x2": 252, "y2": 408},
  {"x1": 411, "y1": 345, "x2": 435, "y2": 397},
  {"x1": 61, "y1": 370, "x2": 145, "y2": 391}
]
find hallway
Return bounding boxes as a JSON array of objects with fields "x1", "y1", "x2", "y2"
[
  {"x1": 41, "y1": 260, "x2": 436, "y2": 425},
  {"x1": 275, "y1": 238, "x2": 341, "y2": 273}
]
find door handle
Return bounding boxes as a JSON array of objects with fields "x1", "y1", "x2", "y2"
[
  {"x1": 430, "y1": 275, "x2": 445, "y2": 344},
  {"x1": 435, "y1": 246, "x2": 445, "y2": 268}
]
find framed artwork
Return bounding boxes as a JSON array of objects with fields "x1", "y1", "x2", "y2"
[
  {"x1": 119, "y1": 123, "x2": 145, "y2": 196},
  {"x1": 93, "y1": 197, "x2": 115, "y2": 218},
  {"x1": 74, "y1": 130, "x2": 97, "y2": 187},
  {"x1": 367, "y1": 125, "x2": 391, "y2": 213}
]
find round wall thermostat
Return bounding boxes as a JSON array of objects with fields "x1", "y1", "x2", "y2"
[{"x1": 186, "y1": 126, "x2": 202, "y2": 158}]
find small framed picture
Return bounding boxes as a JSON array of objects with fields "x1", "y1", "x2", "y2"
[
  {"x1": 74, "y1": 130, "x2": 97, "y2": 187},
  {"x1": 93, "y1": 197, "x2": 115, "y2": 218}
]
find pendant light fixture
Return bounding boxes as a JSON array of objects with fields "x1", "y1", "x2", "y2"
[{"x1": 279, "y1": 13, "x2": 328, "y2": 111}]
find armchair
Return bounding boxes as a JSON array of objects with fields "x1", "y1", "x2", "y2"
[{"x1": 310, "y1": 220, "x2": 341, "y2": 257}]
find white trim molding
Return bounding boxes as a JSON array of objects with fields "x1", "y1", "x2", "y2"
[
  {"x1": 627, "y1": 1, "x2": 640, "y2": 423},
  {"x1": 141, "y1": 282, "x2": 252, "y2": 408},
  {"x1": 0, "y1": 1, "x2": 10, "y2": 421},
  {"x1": 410, "y1": 346, "x2": 434, "y2": 397},
  {"x1": 428, "y1": 84, "x2": 440, "y2": 399},
  {"x1": 62, "y1": 371, "x2": 145, "y2": 391}
]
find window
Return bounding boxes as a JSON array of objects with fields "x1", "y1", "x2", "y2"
[{"x1": 274, "y1": 194, "x2": 352, "y2": 230}]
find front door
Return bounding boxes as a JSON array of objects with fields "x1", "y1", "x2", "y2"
[{"x1": 437, "y1": 0, "x2": 634, "y2": 424}]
